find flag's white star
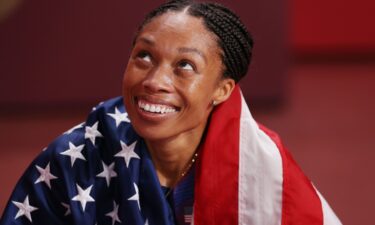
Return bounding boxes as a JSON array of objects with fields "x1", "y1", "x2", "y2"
[
  {"x1": 60, "y1": 142, "x2": 86, "y2": 167},
  {"x1": 144, "y1": 219, "x2": 149, "y2": 225},
  {"x1": 61, "y1": 202, "x2": 71, "y2": 216},
  {"x1": 115, "y1": 141, "x2": 139, "y2": 168},
  {"x1": 107, "y1": 107, "x2": 130, "y2": 127},
  {"x1": 12, "y1": 195, "x2": 38, "y2": 222},
  {"x1": 34, "y1": 162, "x2": 58, "y2": 189},
  {"x1": 128, "y1": 183, "x2": 140, "y2": 210},
  {"x1": 85, "y1": 122, "x2": 103, "y2": 145},
  {"x1": 64, "y1": 122, "x2": 85, "y2": 135},
  {"x1": 105, "y1": 201, "x2": 121, "y2": 225},
  {"x1": 96, "y1": 161, "x2": 117, "y2": 187},
  {"x1": 71, "y1": 184, "x2": 95, "y2": 211}
]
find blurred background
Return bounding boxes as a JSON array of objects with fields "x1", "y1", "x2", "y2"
[{"x1": 1, "y1": 0, "x2": 374, "y2": 224}]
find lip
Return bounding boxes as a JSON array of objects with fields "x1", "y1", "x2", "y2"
[{"x1": 133, "y1": 96, "x2": 180, "y2": 122}]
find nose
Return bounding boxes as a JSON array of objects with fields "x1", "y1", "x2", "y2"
[{"x1": 142, "y1": 65, "x2": 173, "y2": 94}]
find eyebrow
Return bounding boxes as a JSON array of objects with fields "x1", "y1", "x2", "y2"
[
  {"x1": 136, "y1": 37, "x2": 207, "y2": 62},
  {"x1": 178, "y1": 47, "x2": 207, "y2": 62},
  {"x1": 137, "y1": 37, "x2": 155, "y2": 46}
]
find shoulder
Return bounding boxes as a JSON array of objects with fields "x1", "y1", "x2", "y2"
[
  {"x1": 34, "y1": 96, "x2": 138, "y2": 185},
  {"x1": 0, "y1": 97, "x2": 145, "y2": 224},
  {"x1": 44, "y1": 96, "x2": 137, "y2": 162}
]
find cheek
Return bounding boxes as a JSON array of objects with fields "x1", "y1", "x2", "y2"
[
  {"x1": 183, "y1": 83, "x2": 214, "y2": 113},
  {"x1": 123, "y1": 65, "x2": 142, "y2": 90}
]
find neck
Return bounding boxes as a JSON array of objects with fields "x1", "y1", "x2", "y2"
[{"x1": 145, "y1": 129, "x2": 204, "y2": 188}]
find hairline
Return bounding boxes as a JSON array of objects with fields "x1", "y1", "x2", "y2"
[{"x1": 132, "y1": 5, "x2": 229, "y2": 81}]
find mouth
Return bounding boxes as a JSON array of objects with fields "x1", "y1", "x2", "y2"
[{"x1": 135, "y1": 97, "x2": 180, "y2": 116}]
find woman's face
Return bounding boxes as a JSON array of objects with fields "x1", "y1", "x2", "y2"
[{"x1": 123, "y1": 12, "x2": 232, "y2": 142}]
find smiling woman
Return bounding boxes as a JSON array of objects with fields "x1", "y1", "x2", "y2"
[
  {"x1": 123, "y1": 12, "x2": 233, "y2": 189},
  {"x1": 0, "y1": 1, "x2": 341, "y2": 225}
]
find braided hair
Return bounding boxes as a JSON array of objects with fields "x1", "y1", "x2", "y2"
[{"x1": 135, "y1": 0, "x2": 254, "y2": 83}]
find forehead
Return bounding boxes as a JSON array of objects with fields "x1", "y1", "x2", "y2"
[{"x1": 137, "y1": 12, "x2": 219, "y2": 50}]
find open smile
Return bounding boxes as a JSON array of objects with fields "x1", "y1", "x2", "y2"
[
  {"x1": 133, "y1": 97, "x2": 180, "y2": 121},
  {"x1": 138, "y1": 99, "x2": 178, "y2": 114}
]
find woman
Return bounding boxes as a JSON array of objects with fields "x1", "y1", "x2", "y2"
[{"x1": 0, "y1": 0, "x2": 341, "y2": 224}]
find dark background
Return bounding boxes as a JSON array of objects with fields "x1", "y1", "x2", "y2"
[
  {"x1": 1, "y1": 0, "x2": 375, "y2": 224},
  {"x1": 0, "y1": 0, "x2": 287, "y2": 106}
]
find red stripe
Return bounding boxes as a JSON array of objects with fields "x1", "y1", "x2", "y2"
[
  {"x1": 194, "y1": 86, "x2": 241, "y2": 225},
  {"x1": 259, "y1": 125, "x2": 324, "y2": 225}
]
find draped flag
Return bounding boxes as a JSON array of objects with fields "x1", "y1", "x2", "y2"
[
  {"x1": 194, "y1": 86, "x2": 342, "y2": 225},
  {"x1": 0, "y1": 97, "x2": 183, "y2": 225},
  {"x1": 0, "y1": 86, "x2": 342, "y2": 225}
]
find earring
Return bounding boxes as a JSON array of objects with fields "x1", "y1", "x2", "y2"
[{"x1": 212, "y1": 100, "x2": 217, "y2": 106}]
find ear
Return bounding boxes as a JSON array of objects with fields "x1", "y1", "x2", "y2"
[{"x1": 212, "y1": 78, "x2": 236, "y2": 106}]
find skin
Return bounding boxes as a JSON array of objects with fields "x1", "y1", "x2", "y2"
[{"x1": 122, "y1": 11, "x2": 235, "y2": 187}]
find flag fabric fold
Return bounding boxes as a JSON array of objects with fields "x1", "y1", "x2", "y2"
[
  {"x1": 0, "y1": 86, "x2": 342, "y2": 225},
  {"x1": 194, "y1": 86, "x2": 342, "y2": 225}
]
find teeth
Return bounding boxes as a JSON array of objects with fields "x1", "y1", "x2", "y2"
[
  {"x1": 138, "y1": 100, "x2": 176, "y2": 114},
  {"x1": 150, "y1": 105, "x2": 156, "y2": 112}
]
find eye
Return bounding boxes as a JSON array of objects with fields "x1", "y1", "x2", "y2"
[
  {"x1": 178, "y1": 60, "x2": 194, "y2": 71},
  {"x1": 136, "y1": 51, "x2": 152, "y2": 63}
]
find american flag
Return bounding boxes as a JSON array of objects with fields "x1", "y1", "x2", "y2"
[
  {"x1": 193, "y1": 86, "x2": 342, "y2": 225},
  {"x1": 0, "y1": 97, "x2": 182, "y2": 225},
  {"x1": 0, "y1": 86, "x2": 342, "y2": 225},
  {"x1": 183, "y1": 207, "x2": 193, "y2": 224}
]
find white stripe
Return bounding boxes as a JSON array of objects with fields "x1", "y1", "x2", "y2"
[
  {"x1": 315, "y1": 189, "x2": 342, "y2": 225},
  {"x1": 238, "y1": 94, "x2": 283, "y2": 225}
]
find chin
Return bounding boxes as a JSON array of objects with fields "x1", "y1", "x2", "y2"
[{"x1": 131, "y1": 121, "x2": 177, "y2": 142}]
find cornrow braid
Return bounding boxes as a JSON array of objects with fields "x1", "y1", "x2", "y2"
[{"x1": 135, "y1": 0, "x2": 254, "y2": 83}]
